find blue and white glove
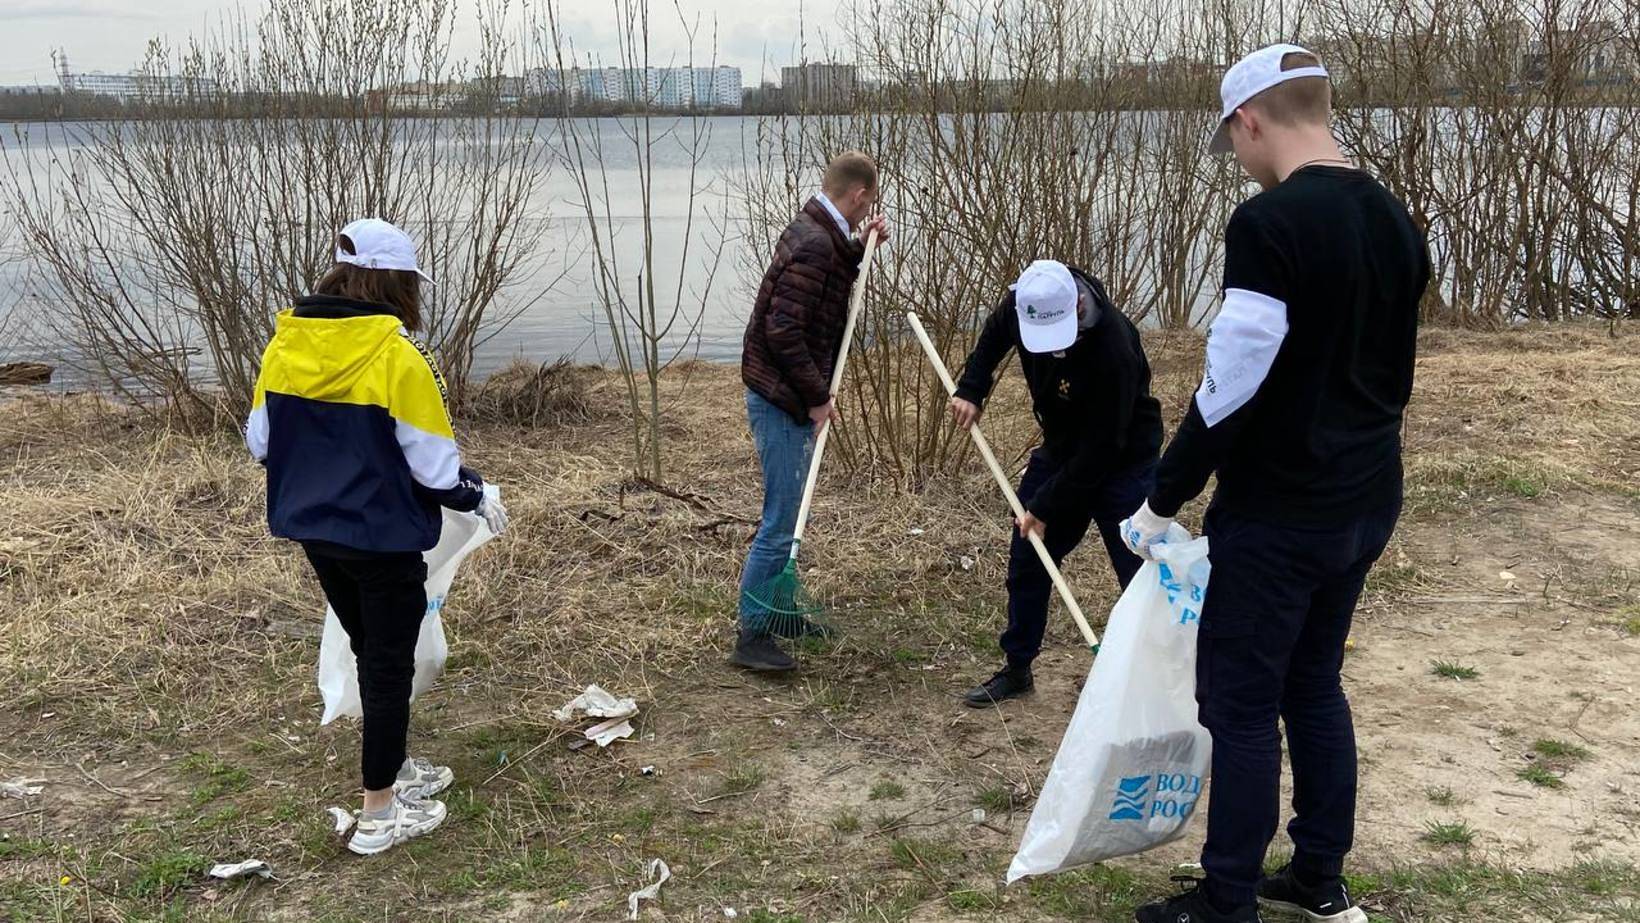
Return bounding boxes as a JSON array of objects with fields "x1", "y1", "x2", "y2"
[
  {"x1": 478, "y1": 495, "x2": 510, "y2": 536},
  {"x1": 1120, "y1": 501, "x2": 1174, "y2": 561}
]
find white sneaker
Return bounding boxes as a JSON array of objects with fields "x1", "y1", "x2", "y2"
[
  {"x1": 393, "y1": 756, "x2": 454, "y2": 799},
  {"x1": 347, "y1": 793, "x2": 447, "y2": 856}
]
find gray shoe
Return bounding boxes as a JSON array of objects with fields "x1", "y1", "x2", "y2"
[
  {"x1": 393, "y1": 756, "x2": 453, "y2": 800},
  {"x1": 730, "y1": 632, "x2": 797, "y2": 672},
  {"x1": 348, "y1": 793, "x2": 447, "y2": 856}
]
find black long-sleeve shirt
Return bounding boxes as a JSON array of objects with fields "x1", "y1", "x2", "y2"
[
  {"x1": 955, "y1": 267, "x2": 1163, "y2": 521},
  {"x1": 1149, "y1": 166, "x2": 1429, "y2": 525}
]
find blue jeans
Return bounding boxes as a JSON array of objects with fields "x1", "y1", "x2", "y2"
[
  {"x1": 738, "y1": 390, "x2": 815, "y2": 633},
  {"x1": 1196, "y1": 498, "x2": 1401, "y2": 910},
  {"x1": 1001, "y1": 452, "x2": 1156, "y2": 668}
]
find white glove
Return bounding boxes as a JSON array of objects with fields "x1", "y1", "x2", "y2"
[
  {"x1": 1120, "y1": 501, "x2": 1173, "y2": 561},
  {"x1": 478, "y1": 495, "x2": 510, "y2": 536}
]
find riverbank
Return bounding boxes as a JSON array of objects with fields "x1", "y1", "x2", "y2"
[{"x1": 1, "y1": 324, "x2": 1637, "y2": 921}]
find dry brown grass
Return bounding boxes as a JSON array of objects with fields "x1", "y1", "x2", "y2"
[{"x1": 0, "y1": 324, "x2": 1636, "y2": 921}]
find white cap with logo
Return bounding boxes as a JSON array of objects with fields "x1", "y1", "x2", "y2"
[
  {"x1": 1011, "y1": 259, "x2": 1079, "y2": 354},
  {"x1": 1208, "y1": 43, "x2": 1329, "y2": 154},
  {"x1": 336, "y1": 217, "x2": 435, "y2": 284}
]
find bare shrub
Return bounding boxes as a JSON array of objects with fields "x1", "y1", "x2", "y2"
[{"x1": 467, "y1": 358, "x2": 602, "y2": 427}]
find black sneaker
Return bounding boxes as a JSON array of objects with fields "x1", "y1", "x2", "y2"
[
  {"x1": 1135, "y1": 877, "x2": 1263, "y2": 923},
  {"x1": 1258, "y1": 864, "x2": 1368, "y2": 922},
  {"x1": 730, "y1": 632, "x2": 797, "y2": 673},
  {"x1": 963, "y1": 666, "x2": 1034, "y2": 708}
]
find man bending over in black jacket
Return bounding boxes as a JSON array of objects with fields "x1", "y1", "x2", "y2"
[{"x1": 950, "y1": 259, "x2": 1163, "y2": 707}]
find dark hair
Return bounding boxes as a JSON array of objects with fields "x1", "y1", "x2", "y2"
[
  {"x1": 822, "y1": 150, "x2": 879, "y2": 196},
  {"x1": 1245, "y1": 52, "x2": 1332, "y2": 127},
  {"x1": 312, "y1": 233, "x2": 423, "y2": 332}
]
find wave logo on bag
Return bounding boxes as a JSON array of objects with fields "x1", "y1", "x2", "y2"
[
  {"x1": 1108, "y1": 775, "x2": 1151, "y2": 821},
  {"x1": 1108, "y1": 772, "x2": 1203, "y2": 822},
  {"x1": 1157, "y1": 560, "x2": 1205, "y2": 626}
]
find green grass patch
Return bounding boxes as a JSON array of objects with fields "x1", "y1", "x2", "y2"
[
  {"x1": 177, "y1": 752, "x2": 251, "y2": 805},
  {"x1": 1421, "y1": 821, "x2": 1477, "y2": 847},
  {"x1": 830, "y1": 809, "x2": 861, "y2": 834},
  {"x1": 1531, "y1": 738, "x2": 1590, "y2": 763},
  {"x1": 722, "y1": 763, "x2": 766, "y2": 794},
  {"x1": 0, "y1": 836, "x2": 60, "y2": 861},
  {"x1": 1517, "y1": 765, "x2": 1566, "y2": 789},
  {"x1": 1431, "y1": 660, "x2": 1479, "y2": 680},
  {"x1": 975, "y1": 785, "x2": 1014, "y2": 814},
  {"x1": 887, "y1": 837, "x2": 964, "y2": 874},
  {"x1": 1025, "y1": 863, "x2": 1152, "y2": 917},
  {"x1": 946, "y1": 887, "x2": 1002, "y2": 911},
  {"x1": 1618, "y1": 612, "x2": 1640, "y2": 637},
  {"x1": 130, "y1": 848, "x2": 207, "y2": 899},
  {"x1": 869, "y1": 780, "x2": 907, "y2": 801},
  {"x1": 1425, "y1": 786, "x2": 1459, "y2": 807}
]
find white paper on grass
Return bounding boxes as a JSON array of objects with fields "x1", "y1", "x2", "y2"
[
  {"x1": 1007, "y1": 525, "x2": 1212, "y2": 882},
  {"x1": 317, "y1": 485, "x2": 501, "y2": 725},
  {"x1": 552, "y1": 685, "x2": 639, "y2": 723}
]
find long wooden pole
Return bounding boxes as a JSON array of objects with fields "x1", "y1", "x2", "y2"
[{"x1": 905, "y1": 311, "x2": 1100, "y2": 652}]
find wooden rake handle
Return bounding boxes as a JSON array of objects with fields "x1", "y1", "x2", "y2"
[
  {"x1": 905, "y1": 311, "x2": 1100, "y2": 652},
  {"x1": 789, "y1": 228, "x2": 881, "y2": 552}
]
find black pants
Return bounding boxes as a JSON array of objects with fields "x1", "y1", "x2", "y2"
[
  {"x1": 1195, "y1": 499, "x2": 1400, "y2": 909},
  {"x1": 1001, "y1": 452, "x2": 1155, "y2": 668},
  {"x1": 304, "y1": 546, "x2": 429, "y2": 792}
]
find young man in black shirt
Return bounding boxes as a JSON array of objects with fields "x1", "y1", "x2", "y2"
[
  {"x1": 1124, "y1": 45, "x2": 1428, "y2": 923},
  {"x1": 950, "y1": 259, "x2": 1163, "y2": 707}
]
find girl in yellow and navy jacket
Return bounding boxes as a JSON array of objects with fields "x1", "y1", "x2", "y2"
[{"x1": 245, "y1": 218, "x2": 507, "y2": 856}]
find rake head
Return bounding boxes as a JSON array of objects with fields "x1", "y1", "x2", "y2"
[{"x1": 740, "y1": 560, "x2": 829, "y2": 638}]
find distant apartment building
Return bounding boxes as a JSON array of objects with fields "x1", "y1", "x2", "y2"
[
  {"x1": 527, "y1": 65, "x2": 742, "y2": 109},
  {"x1": 0, "y1": 85, "x2": 60, "y2": 98},
  {"x1": 780, "y1": 62, "x2": 859, "y2": 108},
  {"x1": 1521, "y1": 20, "x2": 1635, "y2": 83},
  {"x1": 53, "y1": 51, "x2": 217, "y2": 102}
]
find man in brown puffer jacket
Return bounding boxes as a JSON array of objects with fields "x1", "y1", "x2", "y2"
[{"x1": 735, "y1": 151, "x2": 889, "y2": 672}]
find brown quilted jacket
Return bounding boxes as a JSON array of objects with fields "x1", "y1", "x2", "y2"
[{"x1": 741, "y1": 198, "x2": 866, "y2": 422}]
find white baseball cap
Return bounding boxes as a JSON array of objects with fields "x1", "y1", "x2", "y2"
[
  {"x1": 336, "y1": 217, "x2": 435, "y2": 284},
  {"x1": 1011, "y1": 260, "x2": 1079, "y2": 354},
  {"x1": 1208, "y1": 43, "x2": 1330, "y2": 154}
]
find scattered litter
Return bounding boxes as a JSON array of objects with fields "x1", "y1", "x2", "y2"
[
  {"x1": 908, "y1": 527, "x2": 925, "y2": 536},
  {"x1": 724, "y1": 909, "x2": 739, "y2": 919},
  {"x1": 971, "y1": 808, "x2": 987, "y2": 823},
  {"x1": 0, "y1": 779, "x2": 44, "y2": 799},
  {"x1": 585, "y1": 717, "x2": 635, "y2": 748},
  {"x1": 1498, "y1": 570, "x2": 1516, "y2": 582},
  {"x1": 771, "y1": 718, "x2": 787, "y2": 728},
  {"x1": 553, "y1": 685, "x2": 639, "y2": 722},
  {"x1": 208, "y1": 859, "x2": 273, "y2": 881},
  {"x1": 59, "y1": 875, "x2": 72, "y2": 886},
  {"x1": 326, "y1": 806, "x2": 356, "y2": 836},
  {"x1": 959, "y1": 555, "x2": 975, "y2": 571},
  {"x1": 627, "y1": 858, "x2": 671, "y2": 920},
  {"x1": 640, "y1": 765, "x2": 659, "y2": 777}
]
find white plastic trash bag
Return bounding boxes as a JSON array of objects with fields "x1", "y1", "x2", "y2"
[
  {"x1": 317, "y1": 485, "x2": 501, "y2": 725},
  {"x1": 1007, "y1": 524, "x2": 1212, "y2": 882}
]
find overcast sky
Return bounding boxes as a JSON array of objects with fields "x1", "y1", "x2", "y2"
[{"x1": 0, "y1": 0, "x2": 852, "y2": 87}]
